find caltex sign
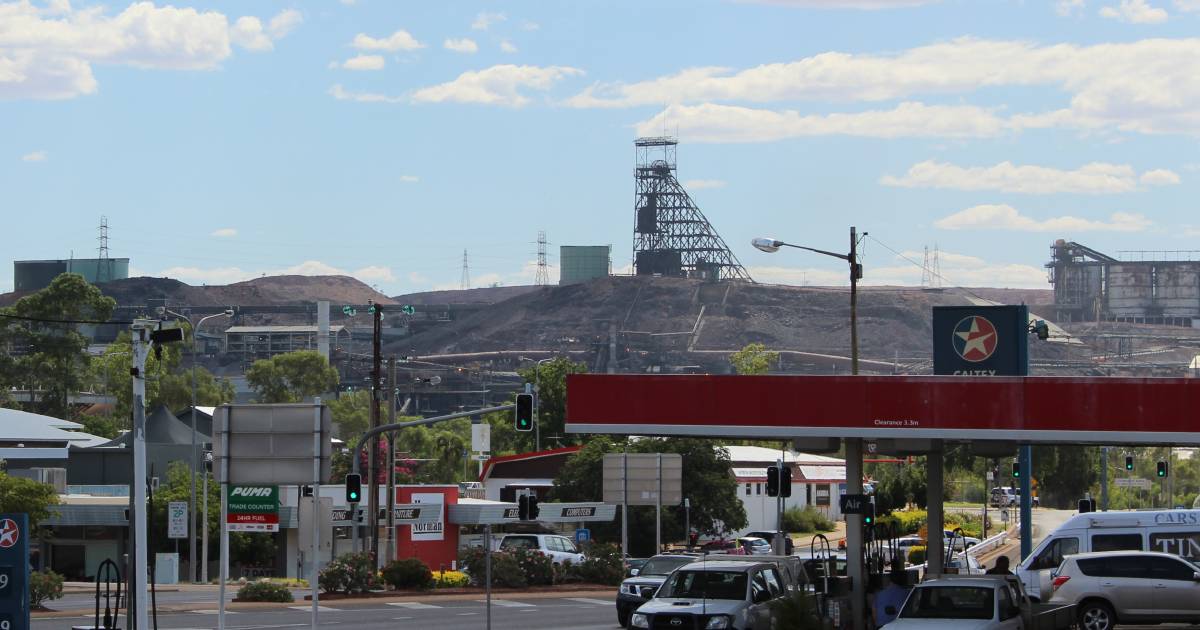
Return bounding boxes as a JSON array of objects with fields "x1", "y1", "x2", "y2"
[
  {"x1": 933, "y1": 305, "x2": 1029, "y2": 376},
  {"x1": 226, "y1": 485, "x2": 280, "y2": 532}
]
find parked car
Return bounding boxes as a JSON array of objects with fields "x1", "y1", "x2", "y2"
[
  {"x1": 736, "y1": 537, "x2": 773, "y2": 555},
  {"x1": 1048, "y1": 550, "x2": 1200, "y2": 630},
  {"x1": 1016, "y1": 508, "x2": 1200, "y2": 601},
  {"x1": 990, "y1": 487, "x2": 1040, "y2": 508},
  {"x1": 744, "y1": 530, "x2": 795, "y2": 555},
  {"x1": 616, "y1": 554, "x2": 698, "y2": 627},
  {"x1": 630, "y1": 560, "x2": 796, "y2": 630},
  {"x1": 880, "y1": 574, "x2": 1074, "y2": 629},
  {"x1": 494, "y1": 533, "x2": 585, "y2": 564},
  {"x1": 624, "y1": 557, "x2": 648, "y2": 577}
]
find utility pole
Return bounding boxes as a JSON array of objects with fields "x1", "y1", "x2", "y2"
[
  {"x1": 369, "y1": 303, "x2": 382, "y2": 561},
  {"x1": 131, "y1": 322, "x2": 153, "y2": 630},
  {"x1": 385, "y1": 358, "x2": 397, "y2": 566},
  {"x1": 845, "y1": 226, "x2": 866, "y2": 630}
]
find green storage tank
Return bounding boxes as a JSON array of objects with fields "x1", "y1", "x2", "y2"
[{"x1": 559, "y1": 246, "x2": 610, "y2": 285}]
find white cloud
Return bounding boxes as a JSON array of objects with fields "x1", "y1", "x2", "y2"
[
  {"x1": 20, "y1": 150, "x2": 46, "y2": 162},
  {"x1": 683, "y1": 179, "x2": 727, "y2": 189},
  {"x1": 1057, "y1": 0, "x2": 1087, "y2": 15},
  {"x1": 934, "y1": 204, "x2": 1152, "y2": 233},
  {"x1": 1100, "y1": 0, "x2": 1169, "y2": 22},
  {"x1": 635, "y1": 102, "x2": 1009, "y2": 142},
  {"x1": 567, "y1": 37, "x2": 1200, "y2": 137},
  {"x1": 499, "y1": 39, "x2": 517, "y2": 53},
  {"x1": 328, "y1": 83, "x2": 403, "y2": 103},
  {"x1": 519, "y1": 20, "x2": 539, "y2": 31},
  {"x1": 1139, "y1": 168, "x2": 1181, "y2": 185},
  {"x1": 471, "y1": 12, "x2": 506, "y2": 30},
  {"x1": 339, "y1": 54, "x2": 384, "y2": 71},
  {"x1": 748, "y1": 255, "x2": 1049, "y2": 289},
  {"x1": 411, "y1": 64, "x2": 584, "y2": 107},
  {"x1": 738, "y1": 0, "x2": 941, "y2": 6},
  {"x1": 399, "y1": 174, "x2": 419, "y2": 183},
  {"x1": 1178, "y1": 0, "x2": 1200, "y2": 11},
  {"x1": 881, "y1": 160, "x2": 1179, "y2": 193},
  {"x1": 210, "y1": 227, "x2": 237, "y2": 238},
  {"x1": 352, "y1": 30, "x2": 424, "y2": 52},
  {"x1": 268, "y1": 9, "x2": 302, "y2": 40},
  {"x1": 158, "y1": 260, "x2": 397, "y2": 285},
  {"x1": 0, "y1": 2, "x2": 297, "y2": 100},
  {"x1": 443, "y1": 38, "x2": 478, "y2": 54}
]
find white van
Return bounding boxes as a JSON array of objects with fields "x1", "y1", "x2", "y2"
[{"x1": 1017, "y1": 509, "x2": 1200, "y2": 601}]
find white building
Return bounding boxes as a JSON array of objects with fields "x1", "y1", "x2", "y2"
[{"x1": 722, "y1": 445, "x2": 846, "y2": 535}]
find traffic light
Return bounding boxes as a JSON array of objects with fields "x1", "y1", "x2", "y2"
[
  {"x1": 779, "y1": 466, "x2": 792, "y2": 498},
  {"x1": 1012, "y1": 462, "x2": 1020, "y2": 478},
  {"x1": 528, "y1": 495, "x2": 539, "y2": 520},
  {"x1": 1158, "y1": 461, "x2": 1169, "y2": 478},
  {"x1": 517, "y1": 494, "x2": 540, "y2": 520},
  {"x1": 1078, "y1": 498, "x2": 1096, "y2": 513},
  {"x1": 1125, "y1": 455, "x2": 1134, "y2": 471},
  {"x1": 766, "y1": 466, "x2": 780, "y2": 497},
  {"x1": 515, "y1": 393, "x2": 534, "y2": 432},
  {"x1": 863, "y1": 502, "x2": 876, "y2": 525},
  {"x1": 1032, "y1": 320, "x2": 1050, "y2": 341},
  {"x1": 345, "y1": 473, "x2": 362, "y2": 503}
]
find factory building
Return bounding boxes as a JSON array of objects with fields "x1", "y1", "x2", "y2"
[
  {"x1": 1047, "y1": 240, "x2": 1200, "y2": 326},
  {"x1": 559, "y1": 245, "x2": 611, "y2": 285},
  {"x1": 14, "y1": 258, "x2": 129, "y2": 292}
]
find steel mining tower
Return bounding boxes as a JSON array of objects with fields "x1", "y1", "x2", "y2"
[{"x1": 632, "y1": 137, "x2": 752, "y2": 282}]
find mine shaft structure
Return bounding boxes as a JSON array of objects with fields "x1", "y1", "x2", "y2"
[{"x1": 632, "y1": 137, "x2": 752, "y2": 282}]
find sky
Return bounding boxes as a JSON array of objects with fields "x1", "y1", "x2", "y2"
[{"x1": 2, "y1": 0, "x2": 1198, "y2": 296}]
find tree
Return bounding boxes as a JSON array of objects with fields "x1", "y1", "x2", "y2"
[
  {"x1": 516, "y1": 357, "x2": 587, "y2": 445},
  {"x1": 729, "y1": 343, "x2": 779, "y2": 375},
  {"x1": 1033, "y1": 445, "x2": 1099, "y2": 508},
  {"x1": 0, "y1": 473, "x2": 59, "y2": 532},
  {"x1": 79, "y1": 415, "x2": 122, "y2": 439},
  {"x1": 328, "y1": 390, "x2": 371, "y2": 443},
  {"x1": 245, "y1": 350, "x2": 338, "y2": 403},
  {"x1": 0, "y1": 274, "x2": 116, "y2": 418},
  {"x1": 550, "y1": 437, "x2": 747, "y2": 556},
  {"x1": 89, "y1": 330, "x2": 234, "y2": 424}
]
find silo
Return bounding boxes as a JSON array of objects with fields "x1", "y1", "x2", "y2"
[{"x1": 559, "y1": 246, "x2": 611, "y2": 285}]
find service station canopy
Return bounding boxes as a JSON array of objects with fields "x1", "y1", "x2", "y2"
[{"x1": 565, "y1": 375, "x2": 1200, "y2": 446}]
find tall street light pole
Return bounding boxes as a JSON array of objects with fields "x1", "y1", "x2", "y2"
[
  {"x1": 166, "y1": 307, "x2": 232, "y2": 583},
  {"x1": 752, "y1": 226, "x2": 865, "y2": 628}
]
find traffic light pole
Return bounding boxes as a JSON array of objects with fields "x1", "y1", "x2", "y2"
[{"x1": 349, "y1": 404, "x2": 515, "y2": 553}]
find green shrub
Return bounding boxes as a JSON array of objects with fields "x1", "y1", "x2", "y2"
[
  {"x1": 382, "y1": 558, "x2": 434, "y2": 590},
  {"x1": 907, "y1": 546, "x2": 926, "y2": 566},
  {"x1": 318, "y1": 552, "x2": 379, "y2": 595},
  {"x1": 768, "y1": 591, "x2": 826, "y2": 630},
  {"x1": 567, "y1": 542, "x2": 623, "y2": 585},
  {"x1": 782, "y1": 506, "x2": 836, "y2": 533},
  {"x1": 877, "y1": 510, "x2": 928, "y2": 536},
  {"x1": 512, "y1": 547, "x2": 555, "y2": 585},
  {"x1": 236, "y1": 580, "x2": 294, "y2": 602},
  {"x1": 458, "y1": 547, "x2": 527, "y2": 588},
  {"x1": 30, "y1": 569, "x2": 64, "y2": 608}
]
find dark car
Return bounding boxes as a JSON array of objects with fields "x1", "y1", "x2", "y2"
[
  {"x1": 616, "y1": 554, "x2": 698, "y2": 627},
  {"x1": 745, "y1": 530, "x2": 795, "y2": 555}
]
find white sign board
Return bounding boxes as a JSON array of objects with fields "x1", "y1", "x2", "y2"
[
  {"x1": 1114, "y1": 477, "x2": 1153, "y2": 490},
  {"x1": 298, "y1": 496, "x2": 333, "y2": 558},
  {"x1": 410, "y1": 492, "x2": 445, "y2": 541},
  {"x1": 167, "y1": 501, "x2": 188, "y2": 539},
  {"x1": 471, "y1": 423, "x2": 491, "y2": 453},
  {"x1": 602, "y1": 453, "x2": 683, "y2": 506},
  {"x1": 214, "y1": 403, "x2": 332, "y2": 485}
]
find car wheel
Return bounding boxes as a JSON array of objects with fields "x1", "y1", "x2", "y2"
[
  {"x1": 1079, "y1": 601, "x2": 1116, "y2": 630},
  {"x1": 617, "y1": 607, "x2": 630, "y2": 628}
]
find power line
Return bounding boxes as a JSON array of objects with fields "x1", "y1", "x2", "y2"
[{"x1": 0, "y1": 312, "x2": 134, "y2": 325}]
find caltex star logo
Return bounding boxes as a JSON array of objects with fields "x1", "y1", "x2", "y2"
[
  {"x1": 0, "y1": 518, "x2": 19, "y2": 549},
  {"x1": 952, "y1": 316, "x2": 998, "y2": 363}
]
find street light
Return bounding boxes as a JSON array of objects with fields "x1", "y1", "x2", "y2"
[
  {"x1": 165, "y1": 307, "x2": 233, "y2": 583},
  {"x1": 751, "y1": 227, "x2": 865, "y2": 628}
]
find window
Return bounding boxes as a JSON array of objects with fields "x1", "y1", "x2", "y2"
[
  {"x1": 556, "y1": 537, "x2": 579, "y2": 554},
  {"x1": 998, "y1": 583, "x2": 1019, "y2": 620},
  {"x1": 756, "y1": 483, "x2": 762, "y2": 495},
  {"x1": 763, "y1": 568, "x2": 784, "y2": 597},
  {"x1": 1032, "y1": 537, "x2": 1079, "y2": 571},
  {"x1": 750, "y1": 571, "x2": 770, "y2": 602},
  {"x1": 1091, "y1": 533, "x2": 1142, "y2": 552},
  {"x1": 544, "y1": 537, "x2": 564, "y2": 552},
  {"x1": 899, "y1": 586, "x2": 994, "y2": 620},
  {"x1": 500, "y1": 536, "x2": 537, "y2": 552},
  {"x1": 1078, "y1": 555, "x2": 1151, "y2": 579},
  {"x1": 1148, "y1": 556, "x2": 1196, "y2": 581},
  {"x1": 746, "y1": 483, "x2": 752, "y2": 496},
  {"x1": 658, "y1": 571, "x2": 748, "y2": 600}
]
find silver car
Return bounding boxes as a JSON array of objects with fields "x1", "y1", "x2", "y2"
[{"x1": 1049, "y1": 550, "x2": 1200, "y2": 630}]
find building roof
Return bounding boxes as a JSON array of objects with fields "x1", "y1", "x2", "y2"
[
  {"x1": 720, "y1": 445, "x2": 843, "y2": 465},
  {"x1": 93, "y1": 405, "x2": 211, "y2": 448},
  {"x1": 224, "y1": 325, "x2": 345, "y2": 334},
  {"x1": 0, "y1": 407, "x2": 82, "y2": 431},
  {"x1": 797, "y1": 465, "x2": 846, "y2": 482},
  {"x1": 479, "y1": 446, "x2": 582, "y2": 481},
  {"x1": 0, "y1": 407, "x2": 90, "y2": 458}
]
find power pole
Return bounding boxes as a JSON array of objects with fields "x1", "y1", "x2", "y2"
[
  {"x1": 369, "y1": 303, "x2": 382, "y2": 562},
  {"x1": 461, "y1": 250, "x2": 471, "y2": 290},
  {"x1": 385, "y1": 358, "x2": 397, "y2": 565},
  {"x1": 130, "y1": 322, "x2": 153, "y2": 630}
]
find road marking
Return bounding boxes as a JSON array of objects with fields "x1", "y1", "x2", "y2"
[
  {"x1": 391, "y1": 616, "x2": 414, "y2": 620},
  {"x1": 287, "y1": 605, "x2": 340, "y2": 612},
  {"x1": 191, "y1": 609, "x2": 236, "y2": 614},
  {"x1": 566, "y1": 597, "x2": 613, "y2": 606},
  {"x1": 389, "y1": 601, "x2": 442, "y2": 609},
  {"x1": 485, "y1": 599, "x2": 535, "y2": 607},
  {"x1": 457, "y1": 612, "x2": 478, "y2": 616}
]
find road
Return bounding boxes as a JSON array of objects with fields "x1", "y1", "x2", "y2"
[{"x1": 34, "y1": 594, "x2": 620, "y2": 630}]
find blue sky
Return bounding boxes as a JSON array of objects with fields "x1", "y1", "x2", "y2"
[{"x1": 2, "y1": 0, "x2": 1198, "y2": 295}]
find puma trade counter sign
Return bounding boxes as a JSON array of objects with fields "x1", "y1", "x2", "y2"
[{"x1": 226, "y1": 485, "x2": 280, "y2": 532}]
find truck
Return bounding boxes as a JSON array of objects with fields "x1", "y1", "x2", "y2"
[
  {"x1": 629, "y1": 559, "x2": 801, "y2": 630},
  {"x1": 880, "y1": 574, "x2": 1075, "y2": 630}
]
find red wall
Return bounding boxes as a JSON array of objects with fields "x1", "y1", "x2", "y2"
[{"x1": 395, "y1": 485, "x2": 459, "y2": 571}]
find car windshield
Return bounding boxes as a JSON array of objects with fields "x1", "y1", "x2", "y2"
[
  {"x1": 658, "y1": 570, "x2": 748, "y2": 600},
  {"x1": 640, "y1": 557, "x2": 694, "y2": 576},
  {"x1": 899, "y1": 586, "x2": 994, "y2": 620}
]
